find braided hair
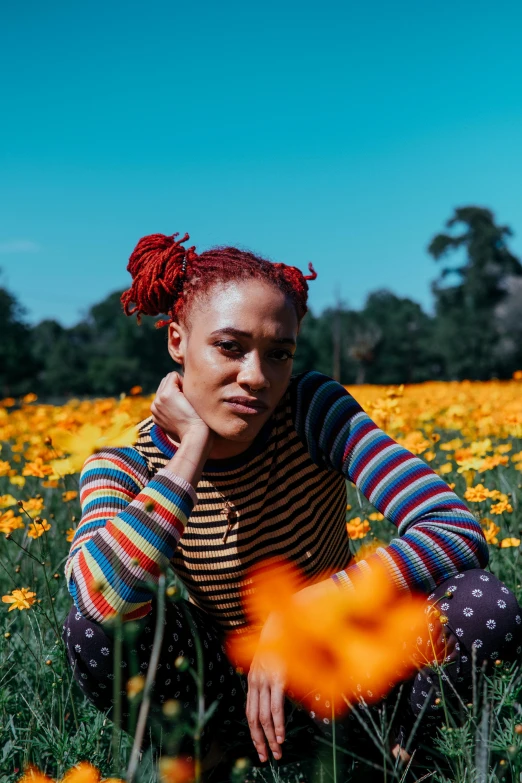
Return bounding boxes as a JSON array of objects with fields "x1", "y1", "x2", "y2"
[{"x1": 121, "y1": 231, "x2": 317, "y2": 328}]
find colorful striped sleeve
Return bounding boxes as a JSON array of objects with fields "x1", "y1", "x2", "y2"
[
  {"x1": 64, "y1": 446, "x2": 198, "y2": 624},
  {"x1": 291, "y1": 371, "x2": 489, "y2": 595}
]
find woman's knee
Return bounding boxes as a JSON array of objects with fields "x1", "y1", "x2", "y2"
[{"x1": 428, "y1": 569, "x2": 522, "y2": 665}]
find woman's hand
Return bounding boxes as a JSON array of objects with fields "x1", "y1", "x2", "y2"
[
  {"x1": 150, "y1": 372, "x2": 212, "y2": 445},
  {"x1": 246, "y1": 611, "x2": 286, "y2": 763}
]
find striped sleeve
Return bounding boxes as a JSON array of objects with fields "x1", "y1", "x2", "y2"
[
  {"x1": 64, "y1": 446, "x2": 198, "y2": 624},
  {"x1": 292, "y1": 371, "x2": 489, "y2": 595}
]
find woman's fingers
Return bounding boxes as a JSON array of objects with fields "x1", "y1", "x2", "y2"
[
  {"x1": 259, "y1": 684, "x2": 282, "y2": 759},
  {"x1": 270, "y1": 682, "x2": 286, "y2": 746},
  {"x1": 246, "y1": 685, "x2": 268, "y2": 762}
]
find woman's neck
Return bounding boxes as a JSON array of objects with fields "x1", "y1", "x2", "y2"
[{"x1": 165, "y1": 432, "x2": 255, "y2": 461}]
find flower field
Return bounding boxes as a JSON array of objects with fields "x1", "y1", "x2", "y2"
[{"x1": 1, "y1": 378, "x2": 522, "y2": 783}]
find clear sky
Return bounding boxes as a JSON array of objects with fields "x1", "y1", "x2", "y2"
[{"x1": 1, "y1": 0, "x2": 522, "y2": 326}]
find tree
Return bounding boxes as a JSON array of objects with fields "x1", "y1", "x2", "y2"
[
  {"x1": 360, "y1": 290, "x2": 442, "y2": 385},
  {"x1": 0, "y1": 284, "x2": 40, "y2": 397},
  {"x1": 428, "y1": 207, "x2": 522, "y2": 380}
]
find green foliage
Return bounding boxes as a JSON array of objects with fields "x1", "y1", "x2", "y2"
[
  {"x1": 429, "y1": 206, "x2": 522, "y2": 380},
  {"x1": 0, "y1": 287, "x2": 40, "y2": 398}
]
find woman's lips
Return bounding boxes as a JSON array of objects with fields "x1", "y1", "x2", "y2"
[{"x1": 224, "y1": 399, "x2": 268, "y2": 415}]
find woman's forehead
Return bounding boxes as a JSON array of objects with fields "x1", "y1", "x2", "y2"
[{"x1": 191, "y1": 280, "x2": 298, "y2": 335}]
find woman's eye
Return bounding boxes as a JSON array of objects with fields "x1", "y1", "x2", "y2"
[
  {"x1": 216, "y1": 341, "x2": 242, "y2": 353},
  {"x1": 271, "y1": 350, "x2": 294, "y2": 362}
]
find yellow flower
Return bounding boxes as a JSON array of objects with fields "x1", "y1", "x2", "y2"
[
  {"x1": 22, "y1": 497, "x2": 45, "y2": 518},
  {"x1": 158, "y1": 757, "x2": 195, "y2": 783},
  {"x1": 27, "y1": 519, "x2": 51, "y2": 538},
  {"x1": 499, "y1": 538, "x2": 521, "y2": 548},
  {"x1": 439, "y1": 463, "x2": 453, "y2": 475},
  {"x1": 22, "y1": 457, "x2": 53, "y2": 478},
  {"x1": 0, "y1": 460, "x2": 12, "y2": 477},
  {"x1": 2, "y1": 587, "x2": 37, "y2": 611},
  {"x1": 10, "y1": 475, "x2": 26, "y2": 487},
  {"x1": 477, "y1": 455, "x2": 509, "y2": 473},
  {"x1": 423, "y1": 450, "x2": 436, "y2": 462},
  {"x1": 440, "y1": 438, "x2": 463, "y2": 451},
  {"x1": 50, "y1": 416, "x2": 138, "y2": 475},
  {"x1": 490, "y1": 500, "x2": 513, "y2": 515},
  {"x1": 368, "y1": 512, "x2": 384, "y2": 521},
  {"x1": 481, "y1": 519, "x2": 500, "y2": 545},
  {"x1": 66, "y1": 527, "x2": 76, "y2": 542},
  {"x1": 346, "y1": 517, "x2": 371, "y2": 540},
  {"x1": 62, "y1": 490, "x2": 78, "y2": 502},
  {"x1": 126, "y1": 674, "x2": 146, "y2": 699},
  {"x1": 0, "y1": 494, "x2": 17, "y2": 509},
  {"x1": 464, "y1": 483, "x2": 490, "y2": 503},
  {"x1": 0, "y1": 509, "x2": 24, "y2": 535}
]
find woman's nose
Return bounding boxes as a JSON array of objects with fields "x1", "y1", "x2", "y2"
[{"x1": 237, "y1": 354, "x2": 270, "y2": 390}]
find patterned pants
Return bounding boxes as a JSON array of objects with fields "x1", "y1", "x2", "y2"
[{"x1": 62, "y1": 569, "x2": 522, "y2": 768}]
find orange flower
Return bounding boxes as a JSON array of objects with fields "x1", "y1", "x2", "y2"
[
  {"x1": 481, "y1": 519, "x2": 500, "y2": 545},
  {"x1": 499, "y1": 538, "x2": 520, "y2": 548},
  {"x1": 226, "y1": 559, "x2": 429, "y2": 716},
  {"x1": 490, "y1": 500, "x2": 513, "y2": 515},
  {"x1": 346, "y1": 517, "x2": 370, "y2": 540},
  {"x1": 477, "y1": 455, "x2": 509, "y2": 473},
  {"x1": 62, "y1": 490, "x2": 78, "y2": 502},
  {"x1": 61, "y1": 761, "x2": 100, "y2": 783},
  {"x1": 126, "y1": 674, "x2": 146, "y2": 699},
  {"x1": 17, "y1": 764, "x2": 52, "y2": 783},
  {"x1": 513, "y1": 370, "x2": 522, "y2": 381},
  {"x1": 22, "y1": 393, "x2": 38, "y2": 404},
  {"x1": 464, "y1": 483, "x2": 490, "y2": 503},
  {"x1": 27, "y1": 519, "x2": 51, "y2": 538},
  {"x1": 158, "y1": 756, "x2": 195, "y2": 783},
  {"x1": 22, "y1": 458, "x2": 53, "y2": 478},
  {"x1": 0, "y1": 509, "x2": 24, "y2": 536},
  {"x1": 22, "y1": 497, "x2": 45, "y2": 518},
  {"x1": 129, "y1": 385, "x2": 143, "y2": 396},
  {"x1": 66, "y1": 527, "x2": 76, "y2": 542},
  {"x1": 2, "y1": 587, "x2": 37, "y2": 611}
]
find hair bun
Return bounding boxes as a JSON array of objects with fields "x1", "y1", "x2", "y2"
[{"x1": 121, "y1": 232, "x2": 190, "y2": 322}]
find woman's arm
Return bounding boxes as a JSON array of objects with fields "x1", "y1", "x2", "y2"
[
  {"x1": 291, "y1": 371, "x2": 489, "y2": 594},
  {"x1": 64, "y1": 427, "x2": 212, "y2": 624}
]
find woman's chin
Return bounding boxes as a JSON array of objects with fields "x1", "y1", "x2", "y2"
[{"x1": 213, "y1": 415, "x2": 265, "y2": 442}]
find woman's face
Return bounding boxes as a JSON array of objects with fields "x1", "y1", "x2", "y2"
[{"x1": 167, "y1": 279, "x2": 299, "y2": 449}]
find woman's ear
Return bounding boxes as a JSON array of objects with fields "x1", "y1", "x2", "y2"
[{"x1": 167, "y1": 321, "x2": 186, "y2": 368}]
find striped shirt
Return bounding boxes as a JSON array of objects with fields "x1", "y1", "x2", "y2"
[{"x1": 64, "y1": 371, "x2": 489, "y2": 632}]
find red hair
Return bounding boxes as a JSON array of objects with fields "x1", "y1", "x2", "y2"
[{"x1": 121, "y1": 232, "x2": 317, "y2": 328}]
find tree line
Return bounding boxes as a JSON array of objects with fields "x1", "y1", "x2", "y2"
[{"x1": 2, "y1": 206, "x2": 522, "y2": 400}]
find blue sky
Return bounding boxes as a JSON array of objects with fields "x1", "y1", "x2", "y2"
[{"x1": 1, "y1": 0, "x2": 522, "y2": 326}]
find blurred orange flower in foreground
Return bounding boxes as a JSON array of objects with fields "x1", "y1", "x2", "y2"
[
  {"x1": 227, "y1": 559, "x2": 429, "y2": 716},
  {"x1": 17, "y1": 761, "x2": 124, "y2": 783},
  {"x1": 158, "y1": 756, "x2": 195, "y2": 783}
]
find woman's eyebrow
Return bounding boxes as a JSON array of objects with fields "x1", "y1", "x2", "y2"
[{"x1": 210, "y1": 327, "x2": 296, "y2": 346}]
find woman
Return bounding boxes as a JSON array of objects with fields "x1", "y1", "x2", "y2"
[{"x1": 62, "y1": 232, "x2": 521, "y2": 776}]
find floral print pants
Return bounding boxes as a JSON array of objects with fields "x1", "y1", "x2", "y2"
[{"x1": 62, "y1": 569, "x2": 522, "y2": 768}]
